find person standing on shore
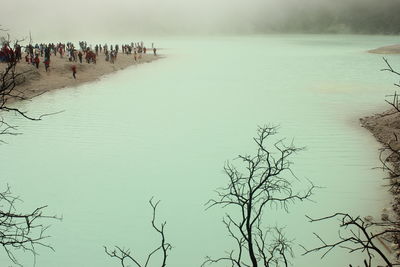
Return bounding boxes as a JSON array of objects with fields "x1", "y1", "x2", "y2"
[
  {"x1": 71, "y1": 65, "x2": 77, "y2": 79},
  {"x1": 73, "y1": 49, "x2": 78, "y2": 62},
  {"x1": 78, "y1": 51, "x2": 83, "y2": 63},
  {"x1": 67, "y1": 49, "x2": 72, "y2": 62},
  {"x1": 15, "y1": 44, "x2": 22, "y2": 62},
  {"x1": 110, "y1": 50, "x2": 115, "y2": 64},
  {"x1": 153, "y1": 47, "x2": 157, "y2": 56},
  {"x1": 44, "y1": 46, "x2": 51, "y2": 61},
  {"x1": 34, "y1": 47, "x2": 40, "y2": 57},
  {"x1": 34, "y1": 55, "x2": 40, "y2": 69},
  {"x1": 105, "y1": 50, "x2": 109, "y2": 61},
  {"x1": 44, "y1": 58, "x2": 50, "y2": 72}
]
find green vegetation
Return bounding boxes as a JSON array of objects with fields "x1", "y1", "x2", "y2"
[{"x1": 267, "y1": 0, "x2": 400, "y2": 34}]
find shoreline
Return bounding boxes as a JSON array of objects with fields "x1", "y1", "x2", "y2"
[
  {"x1": 360, "y1": 109, "x2": 400, "y2": 255},
  {"x1": 368, "y1": 44, "x2": 400, "y2": 54},
  {"x1": 360, "y1": 109, "x2": 400, "y2": 211},
  {"x1": 3, "y1": 52, "x2": 162, "y2": 103}
]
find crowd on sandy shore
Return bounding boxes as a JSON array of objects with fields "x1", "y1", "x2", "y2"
[
  {"x1": 0, "y1": 39, "x2": 160, "y2": 101},
  {"x1": 0, "y1": 40, "x2": 158, "y2": 77}
]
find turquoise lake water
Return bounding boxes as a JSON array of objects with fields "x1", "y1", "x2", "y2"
[{"x1": 1, "y1": 34, "x2": 400, "y2": 266}]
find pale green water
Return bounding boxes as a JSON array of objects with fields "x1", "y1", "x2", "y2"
[{"x1": 1, "y1": 35, "x2": 399, "y2": 266}]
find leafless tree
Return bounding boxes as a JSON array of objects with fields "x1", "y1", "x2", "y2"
[
  {"x1": 377, "y1": 57, "x2": 400, "y2": 247},
  {"x1": 301, "y1": 58, "x2": 400, "y2": 267},
  {"x1": 1, "y1": 60, "x2": 37, "y2": 117},
  {"x1": 0, "y1": 184, "x2": 60, "y2": 266},
  {"x1": 202, "y1": 125, "x2": 315, "y2": 267},
  {"x1": 382, "y1": 57, "x2": 400, "y2": 113},
  {"x1": 376, "y1": 58, "x2": 400, "y2": 194},
  {"x1": 376, "y1": 134, "x2": 400, "y2": 195},
  {"x1": 0, "y1": 31, "x2": 33, "y2": 139},
  {"x1": 0, "y1": 31, "x2": 60, "y2": 140},
  {"x1": 0, "y1": 29, "x2": 60, "y2": 266},
  {"x1": 104, "y1": 198, "x2": 172, "y2": 267},
  {"x1": 302, "y1": 213, "x2": 400, "y2": 267}
]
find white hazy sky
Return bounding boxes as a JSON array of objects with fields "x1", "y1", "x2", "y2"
[{"x1": 0, "y1": 0, "x2": 387, "y2": 40}]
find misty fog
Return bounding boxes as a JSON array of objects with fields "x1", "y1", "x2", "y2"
[{"x1": 2, "y1": 0, "x2": 400, "y2": 40}]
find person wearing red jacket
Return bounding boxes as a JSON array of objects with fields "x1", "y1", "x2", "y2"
[
  {"x1": 34, "y1": 55, "x2": 40, "y2": 69},
  {"x1": 71, "y1": 65, "x2": 77, "y2": 79},
  {"x1": 44, "y1": 58, "x2": 50, "y2": 72}
]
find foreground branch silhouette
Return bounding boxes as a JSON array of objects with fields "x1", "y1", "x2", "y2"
[
  {"x1": 0, "y1": 185, "x2": 59, "y2": 266},
  {"x1": 0, "y1": 30, "x2": 61, "y2": 265},
  {"x1": 380, "y1": 58, "x2": 400, "y2": 194},
  {"x1": 0, "y1": 31, "x2": 63, "y2": 140},
  {"x1": 302, "y1": 213, "x2": 400, "y2": 267},
  {"x1": 104, "y1": 198, "x2": 172, "y2": 267},
  {"x1": 378, "y1": 57, "x2": 400, "y2": 249},
  {"x1": 303, "y1": 58, "x2": 400, "y2": 267},
  {"x1": 382, "y1": 57, "x2": 400, "y2": 113},
  {"x1": 203, "y1": 125, "x2": 315, "y2": 267}
]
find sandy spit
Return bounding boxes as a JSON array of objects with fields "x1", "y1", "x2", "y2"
[
  {"x1": 368, "y1": 44, "x2": 400, "y2": 54},
  {"x1": 3, "y1": 52, "x2": 161, "y2": 103}
]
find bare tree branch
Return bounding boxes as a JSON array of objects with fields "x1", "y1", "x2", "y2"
[
  {"x1": 302, "y1": 213, "x2": 400, "y2": 267},
  {"x1": 0, "y1": 184, "x2": 60, "y2": 266},
  {"x1": 319, "y1": 58, "x2": 400, "y2": 266},
  {"x1": 0, "y1": 32, "x2": 63, "y2": 139},
  {"x1": 203, "y1": 125, "x2": 315, "y2": 267},
  {"x1": 105, "y1": 198, "x2": 172, "y2": 267},
  {"x1": 382, "y1": 58, "x2": 400, "y2": 112}
]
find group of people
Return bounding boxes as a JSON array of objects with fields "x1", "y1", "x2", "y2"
[
  {"x1": 122, "y1": 42, "x2": 157, "y2": 58},
  {"x1": 23, "y1": 43, "x2": 52, "y2": 71},
  {"x1": 0, "y1": 43, "x2": 22, "y2": 63},
  {"x1": 1, "y1": 40, "x2": 158, "y2": 78}
]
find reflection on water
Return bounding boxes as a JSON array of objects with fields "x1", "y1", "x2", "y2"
[{"x1": 0, "y1": 34, "x2": 399, "y2": 266}]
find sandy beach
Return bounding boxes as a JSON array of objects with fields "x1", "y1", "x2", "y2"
[
  {"x1": 362, "y1": 44, "x2": 400, "y2": 223},
  {"x1": 3, "y1": 52, "x2": 161, "y2": 103},
  {"x1": 361, "y1": 110, "x2": 400, "y2": 145},
  {"x1": 360, "y1": 109, "x2": 400, "y2": 263},
  {"x1": 368, "y1": 44, "x2": 400, "y2": 54},
  {"x1": 361, "y1": 110, "x2": 400, "y2": 221}
]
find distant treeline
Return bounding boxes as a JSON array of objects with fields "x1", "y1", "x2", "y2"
[{"x1": 264, "y1": 0, "x2": 400, "y2": 34}]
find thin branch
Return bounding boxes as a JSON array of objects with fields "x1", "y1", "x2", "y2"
[
  {"x1": 105, "y1": 198, "x2": 171, "y2": 267},
  {"x1": 0, "y1": 184, "x2": 60, "y2": 266},
  {"x1": 302, "y1": 213, "x2": 399, "y2": 267},
  {"x1": 204, "y1": 125, "x2": 314, "y2": 267}
]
